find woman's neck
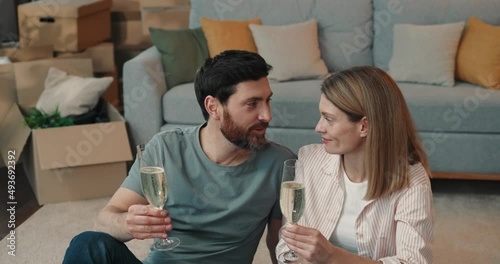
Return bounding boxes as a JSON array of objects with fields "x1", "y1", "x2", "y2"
[{"x1": 342, "y1": 152, "x2": 366, "y2": 183}]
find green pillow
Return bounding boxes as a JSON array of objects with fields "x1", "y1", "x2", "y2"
[{"x1": 149, "y1": 27, "x2": 209, "y2": 89}]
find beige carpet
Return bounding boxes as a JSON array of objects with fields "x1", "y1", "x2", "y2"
[{"x1": 1, "y1": 192, "x2": 499, "y2": 263}]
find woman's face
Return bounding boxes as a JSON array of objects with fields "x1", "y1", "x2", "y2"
[{"x1": 315, "y1": 94, "x2": 366, "y2": 155}]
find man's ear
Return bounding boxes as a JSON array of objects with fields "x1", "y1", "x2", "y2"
[
  {"x1": 205, "y1": 96, "x2": 221, "y2": 120},
  {"x1": 359, "y1": 116, "x2": 368, "y2": 138}
]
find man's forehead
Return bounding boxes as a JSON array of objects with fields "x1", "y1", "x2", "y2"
[{"x1": 231, "y1": 78, "x2": 272, "y2": 98}]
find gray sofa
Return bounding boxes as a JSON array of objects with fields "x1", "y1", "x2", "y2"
[{"x1": 124, "y1": 0, "x2": 500, "y2": 178}]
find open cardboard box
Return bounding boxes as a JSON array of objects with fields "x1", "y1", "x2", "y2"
[{"x1": 0, "y1": 58, "x2": 132, "y2": 205}]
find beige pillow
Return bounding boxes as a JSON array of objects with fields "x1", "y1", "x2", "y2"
[
  {"x1": 389, "y1": 22, "x2": 465, "y2": 86},
  {"x1": 249, "y1": 19, "x2": 328, "y2": 82},
  {"x1": 36, "y1": 67, "x2": 113, "y2": 117}
]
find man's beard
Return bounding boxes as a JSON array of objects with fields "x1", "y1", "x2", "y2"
[{"x1": 220, "y1": 110, "x2": 268, "y2": 150}]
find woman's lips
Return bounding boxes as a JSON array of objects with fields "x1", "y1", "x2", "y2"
[{"x1": 321, "y1": 137, "x2": 332, "y2": 144}]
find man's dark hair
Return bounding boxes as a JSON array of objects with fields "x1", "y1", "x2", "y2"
[{"x1": 194, "y1": 50, "x2": 272, "y2": 120}]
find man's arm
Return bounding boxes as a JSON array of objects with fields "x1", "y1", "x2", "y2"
[
  {"x1": 94, "y1": 187, "x2": 171, "y2": 242},
  {"x1": 267, "y1": 217, "x2": 282, "y2": 264}
]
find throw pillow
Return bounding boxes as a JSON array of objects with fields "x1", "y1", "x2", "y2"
[
  {"x1": 36, "y1": 67, "x2": 113, "y2": 117},
  {"x1": 0, "y1": 56, "x2": 11, "y2": 65},
  {"x1": 149, "y1": 27, "x2": 209, "y2": 89},
  {"x1": 249, "y1": 19, "x2": 328, "y2": 82},
  {"x1": 388, "y1": 22, "x2": 465, "y2": 86},
  {"x1": 200, "y1": 17, "x2": 261, "y2": 57},
  {"x1": 456, "y1": 17, "x2": 500, "y2": 89}
]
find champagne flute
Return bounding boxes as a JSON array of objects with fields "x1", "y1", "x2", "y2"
[
  {"x1": 278, "y1": 159, "x2": 305, "y2": 264},
  {"x1": 137, "y1": 143, "x2": 180, "y2": 251}
]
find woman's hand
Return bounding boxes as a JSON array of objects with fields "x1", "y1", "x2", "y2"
[
  {"x1": 125, "y1": 204, "x2": 172, "y2": 240},
  {"x1": 281, "y1": 224, "x2": 337, "y2": 264}
]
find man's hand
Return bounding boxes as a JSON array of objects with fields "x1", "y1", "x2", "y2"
[
  {"x1": 125, "y1": 204, "x2": 172, "y2": 240},
  {"x1": 281, "y1": 224, "x2": 336, "y2": 264}
]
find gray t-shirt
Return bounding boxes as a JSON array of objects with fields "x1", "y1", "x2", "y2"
[{"x1": 122, "y1": 124, "x2": 296, "y2": 264}]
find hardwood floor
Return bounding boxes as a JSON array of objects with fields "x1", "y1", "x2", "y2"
[{"x1": 0, "y1": 165, "x2": 42, "y2": 240}]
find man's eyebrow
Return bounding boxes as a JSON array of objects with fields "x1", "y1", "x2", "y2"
[{"x1": 245, "y1": 92, "x2": 273, "y2": 102}]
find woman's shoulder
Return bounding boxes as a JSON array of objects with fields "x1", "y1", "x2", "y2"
[{"x1": 408, "y1": 162, "x2": 432, "y2": 187}]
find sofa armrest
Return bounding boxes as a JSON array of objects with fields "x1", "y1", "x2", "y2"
[{"x1": 123, "y1": 46, "x2": 167, "y2": 147}]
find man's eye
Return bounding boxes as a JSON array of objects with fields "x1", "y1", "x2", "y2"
[{"x1": 247, "y1": 102, "x2": 257, "y2": 107}]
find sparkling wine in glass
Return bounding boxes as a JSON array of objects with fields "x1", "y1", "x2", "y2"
[
  {"x1": 137, "y1": 143, "x2": 180, "y2": 251},
  {"x1": 278, "y1": 159, "x2": 305, "y2": 264}
]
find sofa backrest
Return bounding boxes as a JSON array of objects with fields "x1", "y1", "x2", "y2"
[
  {"x1": 189, "y1": 0, "x2": 374, "y2": 72},
  {"x1": 373, "y1": 0, "x2": 500, "y2": 71}
]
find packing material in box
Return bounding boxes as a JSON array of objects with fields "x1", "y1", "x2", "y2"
[
  {"x1": 18, "y1": 0, "x2": 112, "y2": 52},
  {"x1": 0, "y1": 58, "x2": 132, "y2": 205}
]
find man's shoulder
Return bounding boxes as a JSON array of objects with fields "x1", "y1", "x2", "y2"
[{"x1": 153, "y1": 126, "x2": 199, "y2": 143}]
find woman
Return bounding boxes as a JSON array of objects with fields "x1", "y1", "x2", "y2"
[{"x1": 277, "y1": 66, "x2": 434, "y2": 263}]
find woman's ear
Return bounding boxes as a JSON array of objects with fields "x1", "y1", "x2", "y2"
[
  {"x1": 359, "y1": 116, "x2": 368, "y2": 138},
  {"x1": 205, "y1": 96, "x2": 221, "y2": 120}
]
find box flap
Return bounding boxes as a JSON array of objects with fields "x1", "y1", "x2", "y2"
[
  {"x1": 0, "y1": 64, "x2": 31, "y2": 165},
  {"x1": 0, "y1": 46, "x2": 53, "y2": 62},
  {"x1": 0, "y1": 105, "x2": 31, "y2": 165},
  {"x1": 19, "y1": 0, "x2": 112, "y2": 18},
  {"x1": 34, "y1": 103, "x2": 132, "y2": 170},
  {"x1": 13, "y1": 58, "x2": 93, "y2": 109}
]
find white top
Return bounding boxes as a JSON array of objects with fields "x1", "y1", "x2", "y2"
[{"x1": 329, "y1": 166, "x2": 369, "y2": 254}]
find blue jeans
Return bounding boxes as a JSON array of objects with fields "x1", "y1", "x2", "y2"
[{"x1": 63, "y1": 231, "x2": 143, "y2": 264}]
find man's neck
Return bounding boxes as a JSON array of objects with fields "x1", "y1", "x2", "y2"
[{"x1": 200, "y1": 122, "x2": 252, "y2": 166}]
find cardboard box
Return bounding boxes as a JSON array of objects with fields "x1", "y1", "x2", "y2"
[
  {"x1": 0, "y1": 45, "x2": 53, "y2": 62},
  {"x1": 0, "y1": 58, "x2": 132, "y2": 205},
  {"x1": 56, "y1": 42, "x2": 115, "y2": 72},
  {"x1": 141, "y1": 5, "x2": 190, "y2": 36},
  {"x1": 18, "y1": 0, "x2": 112, "y2": 52},
  {"x1": 139, "y1": 0, "x2": 189, "y2": 8},
  {"x1": 96, "y1": 66, "x2": 121, "y2": 109},
  {"x1": 112, "y1": 20, "x2": 152, "y2": 50}
]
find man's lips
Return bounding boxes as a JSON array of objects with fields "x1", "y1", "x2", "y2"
[{"x1": 251, "y1": 127, "x2": 267, "y2": 135}]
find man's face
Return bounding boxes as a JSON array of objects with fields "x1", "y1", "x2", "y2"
[{"x1": 220, "y1": 77, "x2": 273, "y2": 150}]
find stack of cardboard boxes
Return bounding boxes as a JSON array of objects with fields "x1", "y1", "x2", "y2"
[
  {"x1": 0, "y1": 0, "x2": 191, "y2": 205},
  {"x1": 0, "y1": 0, "x2": 131, "y2": 205},
  {"x1": 17, "y1": 0, "x2": 119, "y2": 108},
  {"x1": 111, "y1": 0, "x2": 190, "y2": 77}
]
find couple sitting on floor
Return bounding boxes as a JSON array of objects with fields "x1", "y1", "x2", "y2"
[{"x1": 63, "y1": 50, "x2": 434, "y2": 264}]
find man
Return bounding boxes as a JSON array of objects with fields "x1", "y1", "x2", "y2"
[{"x1": 63, "y1": 50, "x2": 296, "y2": 264}]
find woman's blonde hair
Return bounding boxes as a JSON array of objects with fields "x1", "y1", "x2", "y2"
[{"x1": 321, "y1": 66, "x2": 430, "y2": 200}]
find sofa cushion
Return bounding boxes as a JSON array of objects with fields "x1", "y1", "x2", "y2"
[
  {"x1": 189, "y1": 0, "x2": 373, "y2": 71},
  {"x1": 373, "y1": 0, "x2": 500, "y2": 71},
  {"x1": 388, "y1": 22, "x2": 465, "y2": 87},
  {"x1": 456, "y1": 16, "x2": 500, "y2": 89},
  {"x1": 249, "y1": 19, "x2": 328, "y2": 82},
  {"x1": 163, "y1": 79, "x2": 323, "y2": 129},
  {"x1": 200, "y1": 17, "x2": 260, "y2": 57},
  {"x1": 399, "y1": 82, "x2": 500, "y2": 134},
  {"x1": 164, "y1": 81, "x2": 500, "y2": 134}
]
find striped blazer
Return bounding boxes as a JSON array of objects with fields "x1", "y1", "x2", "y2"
[{"x1": 276, "y1": 144, "x2": 434, "y2": 264}]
